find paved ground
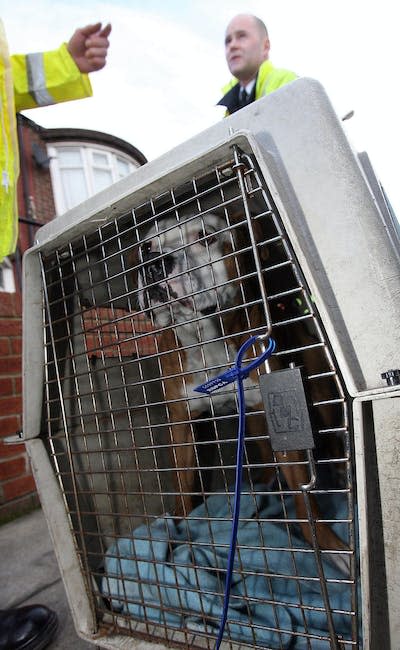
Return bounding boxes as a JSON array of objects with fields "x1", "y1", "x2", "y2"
[{"x1": 0, "y1": 507, "x2": 93, "y2": 649}]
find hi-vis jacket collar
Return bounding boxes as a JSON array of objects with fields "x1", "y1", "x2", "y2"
[{"x1": 217, "y1": 59, "x2": 297, "y2": 115}]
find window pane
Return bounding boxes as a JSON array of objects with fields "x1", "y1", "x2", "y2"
[
  {"x1": 93, "y1": 151, "x2": 109, "y2": 166},
  {"x1": 116, "y1": 157, "x2": 130, "y2": 178},
  {"x1": 93, "y1": 168, "x2": 113, "y2": 193},
  {"x1": 61, "y1": 168, "x2": 88, "y2": 209},
  {"x1": 51, "y1": 144, "x2": 137, "y2": 216},
  {"x1": 58, "y1": 147, "x2": 82, "y2": 166}
]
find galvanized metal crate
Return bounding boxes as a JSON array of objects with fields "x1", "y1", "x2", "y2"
[{"x1": 23, "y1": 79, "x2": 400, "y2": 650}]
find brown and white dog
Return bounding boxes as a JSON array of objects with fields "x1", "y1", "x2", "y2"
[{"x1": 133, "y1": 210, "x2": 349, "y2": 573}]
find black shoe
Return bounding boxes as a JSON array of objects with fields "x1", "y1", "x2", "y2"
[{"x1": 0, "y1": 605, "x2": 59, "y2": 650}]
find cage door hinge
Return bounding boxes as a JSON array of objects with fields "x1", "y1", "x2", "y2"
[{"x1": 3, "y1": 431, "x2": 24, "y2": 445}]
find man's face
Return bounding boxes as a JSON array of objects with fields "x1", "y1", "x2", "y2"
[{"x1": 225, "y1": 15, "x2": 270, "y2": 84}]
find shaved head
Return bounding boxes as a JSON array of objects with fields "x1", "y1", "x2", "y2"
[
  {"x1": 226, "y1": 14, "x2": 268, "y2": 38},
  {"x1": 252, "y1": 15, "x2": 269, "y2": 38}
]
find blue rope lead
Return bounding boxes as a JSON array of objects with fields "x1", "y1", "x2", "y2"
[{"x1": 194, "y1": 335, "x2": 276, "y2": 650}]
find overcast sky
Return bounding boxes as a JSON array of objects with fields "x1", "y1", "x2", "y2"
[{"x1": 2, "y1": 0, "x2": 399, "y2": 219}]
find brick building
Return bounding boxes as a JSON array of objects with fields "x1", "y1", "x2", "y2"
[{"x1": 0, "y1": 114, "x2": 147, "y2": 522}]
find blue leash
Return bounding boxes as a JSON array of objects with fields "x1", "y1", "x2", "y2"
[{"x1": 194, "y1": 335, "x2": 276, "y2": 649}]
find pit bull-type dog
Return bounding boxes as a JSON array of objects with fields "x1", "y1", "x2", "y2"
[{"x1": 133, "y1": 210, "x2": 349, "y2": 573}]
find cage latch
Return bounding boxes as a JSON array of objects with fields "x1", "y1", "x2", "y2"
[
  {"x1": 3, "y1": 431, "x2": 24, "y2": 445},
  {"x1": 381, "y1": 368, "x2": 400, "y2": 386}
]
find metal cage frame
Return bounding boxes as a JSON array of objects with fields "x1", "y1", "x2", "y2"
[{"x1": 23, "y1": 80, "x2": 400, "y2": 650}]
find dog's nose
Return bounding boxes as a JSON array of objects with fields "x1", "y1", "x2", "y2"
[{"x1": 142, "y1": 252, "x2": 174, "y2": 284}]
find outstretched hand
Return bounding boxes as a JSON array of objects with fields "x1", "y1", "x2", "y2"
[{"x1": 67, "y1": 22, "x2": 112, "y2": 73}]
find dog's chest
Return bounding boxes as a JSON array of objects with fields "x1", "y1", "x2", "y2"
[{"x1": 177, "y1": 317, "x2": 261, "y2": 414}]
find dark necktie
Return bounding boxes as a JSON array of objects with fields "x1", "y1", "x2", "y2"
[{"x1": 238, "y1": 87, "x2": 249, "y2": 108}]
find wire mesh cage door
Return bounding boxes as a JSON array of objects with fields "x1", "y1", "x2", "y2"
[{"x1": 38, "y1": 144, "x2": 359, "y2": 650}]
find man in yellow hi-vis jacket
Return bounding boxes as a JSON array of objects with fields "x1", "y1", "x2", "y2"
[
  {"x1": 218, "y1": 14, "x2": 297, "y2": 115},
  {"x1": 0, "y1": 20, "x2": 111, "y2": 263},
  {"x1": 0, "y1": 22, "x2": 111, "y2": 650}
]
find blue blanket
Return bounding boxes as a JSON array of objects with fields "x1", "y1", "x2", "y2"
[{"x1": 103, "y1": 489, "x2": 355, "y2": 649}]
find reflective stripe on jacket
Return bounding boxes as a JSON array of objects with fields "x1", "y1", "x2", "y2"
[
  {"x1": 218, "y1": 59, "x2": 297, "y2": 115},
  {"x1": 0, "y1": 20, "x2": 92, "y2": 261}
]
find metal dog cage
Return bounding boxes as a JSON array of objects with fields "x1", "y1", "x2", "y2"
[{"x1": 23, "y1": 79, "x2": 400, "y2": 650}]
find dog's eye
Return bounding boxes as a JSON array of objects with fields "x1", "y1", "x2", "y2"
[
  {"x1": 198, "y1": 230, "x2": 217, "y2": 247},
  {"x1": 140, "y1": 241, "x2": 152, "y2": 257}
]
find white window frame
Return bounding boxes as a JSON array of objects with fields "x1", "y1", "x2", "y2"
[
  {"x1": 48, "y1": 142, "x2": 138, "y2": 216},
  {"x1": 0, "y1": 258, "x2": 16, "y2": 293}
]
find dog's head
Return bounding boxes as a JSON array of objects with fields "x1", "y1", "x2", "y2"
[{"x1": 132, "y1": 213, "x2": 243, "y2": 327}]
